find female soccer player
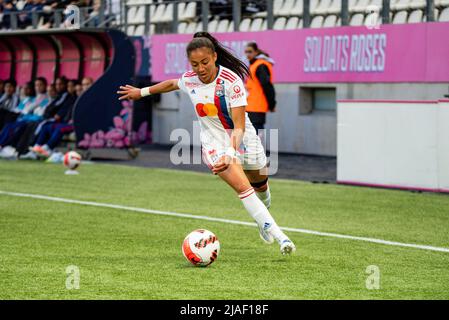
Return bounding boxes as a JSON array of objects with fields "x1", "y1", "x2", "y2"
[{"x1": 117, "y1": 32, "x2": 296, "y2": 255}]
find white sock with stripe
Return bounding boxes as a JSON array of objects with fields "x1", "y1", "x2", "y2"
[
  {"x1": 239, "y1": 187, "x2": 288, "y2": 244},
  {"x1": 255, "y1": 184, "x2": 271, "y2": 208}
]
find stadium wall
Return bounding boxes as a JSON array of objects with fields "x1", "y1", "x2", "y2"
[{"x1": 337, "y1": 99, "x2": 449, "y2": 193}]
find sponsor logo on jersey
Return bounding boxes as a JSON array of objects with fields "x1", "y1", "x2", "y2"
[
  {"x1": 231, "y1": 92, "x2": 244, "y2": 100},
  {"x1": 191, "y1": 89, "x2": 196, "y2": 94},
  {"x1": 185, "y1": 81, "x2": 202, "y2": 88},
  {"x1": 233, "y1": 85, "x2": 241, "y2": 93}
]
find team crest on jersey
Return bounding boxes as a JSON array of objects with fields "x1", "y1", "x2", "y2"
[
  {"x1": 215, "y1": 89, "x2": 224, "y2": 97},
  {"x1": 215, "y1": 84, "x2": 224, "y2": 97}
]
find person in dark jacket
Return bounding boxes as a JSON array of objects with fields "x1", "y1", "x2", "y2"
[
  {"x1": 244, "y1": 42, "x2": 276, "y2": 135},
  {"x1": 30, "y1": 78, "x2": 77, "y2": 158},
  {"x1": 18, "y1": 77, "x2": 73, "y2": 159}
]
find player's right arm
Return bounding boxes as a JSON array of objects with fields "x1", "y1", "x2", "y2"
[{"x1": 117, "y1": 79, "x2": 179, "y2": 101}]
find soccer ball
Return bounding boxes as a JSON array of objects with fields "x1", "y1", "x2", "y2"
[
  {"x1": 63, "y1": 151, "x2": 82, "y2": 170},
  {"x1": 182, "y1": 229, "x2": 220, "y2": 267}
]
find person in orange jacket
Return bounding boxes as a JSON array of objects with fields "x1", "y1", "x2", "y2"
[{"x1": 244, "y1": 42, "x2": 276, "y2": 134}]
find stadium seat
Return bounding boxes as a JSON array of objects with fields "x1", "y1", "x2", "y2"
[
  {"x1": 208, "y1": 19, "x2": 219, "y2": 33},
  {"x1": 438, "y1": 0, "x2": 449, "y2": 7},
  {"x1": 285, "y1": 16, "x2": 300, "y2": 29},
  {"x1": 177, "y1": 2, "x2": 186, "y2": 20},
  {"x1": 315, "y1": 0, "x2": 333, "y2": 15},
  {"x1": 349, "y1": 13, "x2": 365, "y2": 25},
  {"x1": 274, "y1": 0, "x2": 285, "y2": 16},
  {"x1": 364, "y1": 12, "x2": 382, "y2": 26},
  {"x1": 310, "y1": 15, "x2": 324, "y2": 28},
  {"x1": 178, "y1": 22, "x2": 188, "y2": 34},
  {"x1": 127, "y1": 6, "x2": 138, "y2": 24},
  {"x1": 408, "y1": 9, "x2": 424, "y2": 23},
  {"x1": 327, "y1": 0, "x2": 342, "y2": 15},
  {"x1": 279, "y1": 0, "x2": 297, "y2": 16},
  {"x1": 369, "y1": 0, "x2": 383, "y2": 10},
  {"x1": 349, "y1": 0, "x2": 360, "y2": 13},
  {"x1": 323, "y1": 14, "x2": 338, "y2": 27},
  {"x1": 161, "y1": 3, "x2": 174, "y2": 23},
  {"x1": 261, "y1": 19, "x2": 268, "y2": 31},
  {"x1": 151, "y1": 4, "x2": 166, "y2": 23},
  {"x1": 353, "y1": 0, "x2": 371, "y2": 13},
  {"x1": 127, "y1": 25, "x2": 135, "y2": 35},
  {"x1": 291, "y1": 0, "x2": 304, "y2": 16},
  {"x1": 239, "y1": 18, "x2": 252, "y2": 32},
  {"x1": 410, "y1": 0, "x2": 426, "y2": 9},
  {"x1": 310, "y1": 0, "x2": 321, "y2": 14},
  {"x1": 185, "y1": 21, "x2": 197, "y2": 34},
  {"x1": 179, "y1": 2, "x2": 196, "y2": 21},
  {"x1": 391, "y1": 0, "x2": 411, "y2": 11},
  {"x1": 250, "y1": 18, "x2": 264, "y2": 31},
  {"x1": 195, "y1": 22, "x2": 204, "y2": 33},
  {"x1": 134, "y1": 24, "x2": 145, "y2": 36},
  {"x1": 228, "y1": 21, "x2": 235, "y2": 32},
  {"x1": 392, "y1": 10, "x2": 408, "y2": 24},
  {"x1": 216, "y1": 19, "x2": 230, "y2": 33},
  {"x1": 273, "y1": 17, "x2": 287, "y2": 30},
  {"x1": 439, "y1": 7, "x2": 449, "y2": 21}
]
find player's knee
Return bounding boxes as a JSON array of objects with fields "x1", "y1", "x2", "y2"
[{"x1": 250, "y1": 178, "x2": 268, "y2": 192}]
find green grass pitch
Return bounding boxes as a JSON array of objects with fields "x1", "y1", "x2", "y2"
[{"x1": 1, "y1": 160, "x2": 449, "y2": 299}]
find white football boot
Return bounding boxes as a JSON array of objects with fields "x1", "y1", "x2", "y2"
[
  {"x1": 258, "y1": 222, "x2": 274, "y2": 244},
  {"x1": 280, "y1": 239, "x2": 296, "y2": 255}
]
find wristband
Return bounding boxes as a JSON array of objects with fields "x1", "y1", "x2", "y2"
[
  {"x1": 225, "y1": 147, "x2": 237, "y2": 158},
  {"x1": 140, "y1": 87, "x2": 151, "y2": 97}
]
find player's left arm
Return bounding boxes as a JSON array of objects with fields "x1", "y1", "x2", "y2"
[
  {"x1": 230, "y1": 106, "x2": 245, "y2": 151},
  {"x1": 212, "y1": 106, "x2": 245, "y2": 175}
]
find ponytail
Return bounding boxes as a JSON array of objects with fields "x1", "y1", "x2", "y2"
[{"x1": 187, "y1": 32, "x2": 250, "y2": 80}]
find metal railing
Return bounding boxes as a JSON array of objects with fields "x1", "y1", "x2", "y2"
[
  {"x1": 0, "y1": 0, "x2": 439, "y2": 34},
  {"x1": 0, "y1": 0, "x2": 118, "y2": 31}
]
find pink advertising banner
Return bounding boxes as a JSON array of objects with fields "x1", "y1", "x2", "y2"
[{"x1": 150, "y1": 22, "x2": 449, "y2": 83}]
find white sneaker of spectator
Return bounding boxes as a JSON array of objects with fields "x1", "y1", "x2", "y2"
[
  {"x1": 46, "y1": 152, "x2": 64, "y2": 164},
  {"x1": 0, "y1": 146, "x2": 18, "y2": 160},
  {"x1": 19, "y1": 151, "x2": 38, "y2": 160}
]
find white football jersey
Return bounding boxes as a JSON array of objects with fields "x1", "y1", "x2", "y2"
[{"x1": 177, "y1": 65, "x2": 259, "y2": 151}]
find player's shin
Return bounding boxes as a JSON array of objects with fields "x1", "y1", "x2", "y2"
[{"x1": 238, "y1": 187, "x2": 287, "y2": 244}]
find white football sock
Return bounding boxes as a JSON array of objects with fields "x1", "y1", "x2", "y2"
[
  {"x1": 256, "y1": 185, "x2": 271, "y2": 208},
  {"x1": 239, "y1": 188, "x2": 288, "y2": 244}
]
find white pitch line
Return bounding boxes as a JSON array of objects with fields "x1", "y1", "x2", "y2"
[{"x1": 1, "y1": 190, "x2": 449, "y2": 254}]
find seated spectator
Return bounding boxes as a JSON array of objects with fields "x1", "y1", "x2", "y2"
[
  {"x1": 30, "y1": 81, "x2": 77, "y2": 159},
  {"x1": 0, "y1": 0, "x2": 17, "y2": 29},
  {"x1": 75, "y1": 83, "x2": 83, "y2": 97},
  {"x1": 47, "y1": 83, "x2": 57, "y2": 101},
  {"x1": 16, "y1": 77, "x2": 73, "y2": 160},
  {"x1": 208, "y1": 0, "x2": 232, "y2": 19},
  {"x1": 0, "y1": 79, "x2": 20, "y2": 130},
  {"x1": 0, "y1": 79, "x2": 4, "y2": 96},
  {"x1": 81, "y1": 76, "x2": 93, "y2": 92},
  {"x1": 17, "y1": 0, "x2": 45, "y2": 29},
  {"x1": 0, "y1": 80, "x2": 41, "y2": 158}
]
